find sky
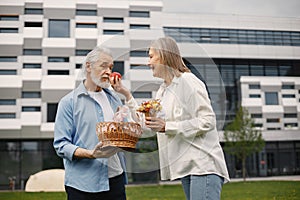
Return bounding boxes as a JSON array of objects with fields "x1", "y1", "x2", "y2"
[{"x1": 162, "y1": 0, "x2": 300, "y2": 18}]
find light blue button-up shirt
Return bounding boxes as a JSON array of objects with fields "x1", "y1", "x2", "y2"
[{"x1": 53, "y1": 81, "x2": 127, "y2": 192}]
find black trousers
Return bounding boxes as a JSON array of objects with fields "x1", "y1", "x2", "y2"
[{"x1": 65, "y1": 173, "x2": 126, "y2": 200}]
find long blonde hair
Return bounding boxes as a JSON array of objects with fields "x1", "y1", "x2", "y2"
[{"x1": 150, "y1": 37, "x2": 190, "y2": 73}]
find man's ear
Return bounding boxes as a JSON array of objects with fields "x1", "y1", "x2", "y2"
[{"x1": 86, "y1": 62, "x2": 92, "y2": 72}]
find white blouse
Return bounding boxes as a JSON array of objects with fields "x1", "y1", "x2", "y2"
[{"x1": 127, "y1": 72, "x2": 230, "y2": 182}]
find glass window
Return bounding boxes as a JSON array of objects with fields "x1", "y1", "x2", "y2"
[
  {"x1": 235, "y1": 64, "x2": 249, "y2": 79},
  {"x1": 267, "y1": 118, "x2": 280, "y2": 123},
  {"x1": 129, "y1": 11, "x2": 150, "y2": 18},
  {"x1": 0, "y1": 113, "x2": 16, "y2": 118},
  {"x1": 113, "y1": 61, "x2": 124, "y2": 76},
  {"x1": 130, "y1": 64, "x2": 148, "y2": 69},
  {"x1": 76, "y1": 64, "x2": 82, "y2": 69},
  {"x1": 220, "y1": 64, "x2": 234, "y2": 85},
  {"x1": 0, "y1": 15, "x2": 19, "y2": 21},
  {"x1": 130, "y1": 50, "x2": 147, "y2": 57},
  {"x1": 282, "y1": 94, "x2": 295, "y2": 98},
  {"x1": 0, "y1": 28, "x2": 18, "y2": 33},
  {"x1": 0, "y1": 57, "x2": 17, "y2": 62},
  {"x1": 23, "y1": 63, "x2": 41, "y2": 69},
  {"x1": 48, "y1": 57, "x2": 69, "y2": 62},
  {"x1": 76, "y1": 9, "x2": 97, "y2": 16},
  {"x1": 103, "y1": 30, "x2": 124, "y2": 35},
  {"x1": 249, "y1": 84, "x2": 260, "y2": 89},
  {"x1": 75, "y1": 49, "x2": 91, "y2": 56},
  {"x1": 24, "y1": 22, "x2": 42, "y2": 27},
  {"x1": 284, "y1": 113, "x2": 297, "y2": 118},
  {"x1": 23, "y1": 49, "x2": 42, "y2": 55},
  {"x1": 48, "y1": 20, "x2": 70, "y2": 38},
  {"x1": 24, "y1": 8, "x2": 43, "y2": 15},
  {"x1": 47, "y1": 103, "x2": 58, "y2": 122},
  {"x1": 22, "y1": 107, "x2": 41, "y2": 112},
  {"x1": 130, "y1": 24, "x2": 150, "y2": 29},
  {"x1": 249, "y1": 94, "x2": 261, "y2": 98},
  {"x1": 76, "y1": 23, "x2": 97, "y2": 28},
  {"x1": 0, "y1": 70, "x2": 17, "y2": 75},
  {"x1": 48, "y1": 70, "x2": 69, "y2": 75},
  {"x1": 0, "y1": 99, "x2": 16, "y2": 105},
  {"x1": 103, "y1": 17, "x2": 123, "y2": 23},
  {"x1": 250, "y1": 63, "x2": 264, "y2": 76},
  {"x1": 251, "y1": 114, "x2": 262, "y2": 118},
  {"x1": 282, "y1": 84, "x2": 294, "y2": 89},
  {"x1": 132, "y1": 92, "x2": 152, "y2": 98},
  {"x1": 22, "y1": 92, "x2": 41, "y2": 98},
  {"x1": 265, "y1": 92, "x2": 278, "y2": 105}
]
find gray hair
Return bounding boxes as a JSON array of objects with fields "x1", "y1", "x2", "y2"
[{"x1": 81, "y1": 46, "x2": 112, "y2": 77}]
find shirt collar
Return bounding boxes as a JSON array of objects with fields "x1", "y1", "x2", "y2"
[{"x1": 161, "y1": 74, "x2": 181, "y2": 89}]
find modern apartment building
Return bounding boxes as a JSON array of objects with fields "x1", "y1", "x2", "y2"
[{"x1": 0, "y1": 0, "x2": 299, "y2": 189}]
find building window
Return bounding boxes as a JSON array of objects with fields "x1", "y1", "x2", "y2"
[
  {"x1": 0, "y1": 28, "x2": 18, "y2": 33},
  {"x1": 249, "y1": 84, "x2": 261, "y2": 89},
  {"x1": 23, "y1": 63, "x2": 41, "y2": 69},
  {"x1": 76, "y1": 23, "x2": 97, "y2": 28},
  {"x1": 103, "y1": 17, "x2": 124, "y2": 23},
  {"x1": 76, "y1": 64, "x2": 82, "y2": 69},
  {"x1": 76, "y1": 9, "x2": 97, "y2": 16},
  {"x1": 254, "y1": 123, "x2": 263, "y2": 128},
  {"x1": 23, "y1": 49, "x2": 42, "y2": 55},
  {"x1": 267, "y1": 127, "x2": 281, "y2": 130},
  {"x1": 48, "y1": 70, "x2": 69, "y2": 75},
  {"x1": 282, "y1": 94, "x2": 295, "y2": 98},
  {"x1": 249, "y1": 94, "x2": 261, "y2": 98},
  {"x1": 48, "y1": 57, "x2": 69, "y2": 62},
  {"x1": 48, "y1": 19, "x2": 70, "y2": 38},
  {"x1": 22, "y1": 92, "x2": 41, "y2": 98},
  {"x1": 267, "y1": 118, "x2": 280, "y2": 123},
  {"x1": 0, "y1": 15, "x2": 19, "y2": 21},
  {"x1": 0, "y1": 113, "x2": 16, "y2": 119},
  {"x1": 0, "y1": 57, "x2": 17, "y2": 62},
  {"x1": 130, "y1": 50, "x2": 148, "y2": 57},
  {"x1": 0, "y1": 99, "x2": 16, "y2": 105},
  {"x1": 24, "y1": 22, "x2": 42, "y2": 27},
  {"x1": 75, "y1": 49, "x2": 91, "y2": 56},
  {"x1": 130, "y1": 24, "x2": 150, "y2": 29},
  {"x1": 284, "y1": 113, "x2": 297, "y2": 118},
  {"x1": 265, "y1": 92, "x2": 278, "y2": 105},
  {"x1": 47, "y1": 103, "x2": 58, "y2": 122},
  {"x1": 132, "y1": 92, "x2": 152, "y2": 98},
  {"x1": 284, "y1": 123, "x2": 298, "y2": 128},
  {"x1": 24, "y1": 8, "x2": 43, "y2": 15},
  {"x1": 0, "y1": 70, "x2": 17, "y2": 75},
  {"x1": 282, "y1": 84, "x2": 295, "y2": 89},
  {"x1": 130, "y1": 64, "x2": 148, "y2": 69},
  {"x1": 113, "y1": 61, "x2": 124, "y2": 76},
  {"x1": 129, "y1": 11, "x2": 150, "y2": 18},
  {"x1": 103, "y1": 30, "x2": 124, "y2": 35},
  {"x1": 22, "y1": 107, "x2": 41, "y2": 112},
  {"x1": 251, "y1": 114, "x2": 262, "y2": 118}
]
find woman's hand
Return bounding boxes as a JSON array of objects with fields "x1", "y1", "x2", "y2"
[{"x1": 145, "y1": 116, "x2": 166, "y2": 132}]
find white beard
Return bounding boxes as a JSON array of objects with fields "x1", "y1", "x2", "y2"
[{"x1": 91, "y1": 71, "x2": 111, "y2": 89}]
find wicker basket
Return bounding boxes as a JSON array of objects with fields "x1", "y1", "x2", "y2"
[{"x1": 96, "y1": 122, "x2": 142, "y2": 150}]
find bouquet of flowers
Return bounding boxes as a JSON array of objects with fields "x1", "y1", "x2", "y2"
[{"x1": 136, "y1": 99, "x2": 162, "y2": 117}]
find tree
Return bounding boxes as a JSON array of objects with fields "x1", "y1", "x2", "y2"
[{"x1": 224, "y1": 106, "x2": 265, "y2": 181}]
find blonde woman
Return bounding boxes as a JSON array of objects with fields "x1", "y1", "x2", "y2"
[{"x1": 112, "y1": 37, "x2": 230, "y2": 200}]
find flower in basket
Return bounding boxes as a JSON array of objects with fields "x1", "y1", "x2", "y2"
[{"x1": 136, "y1": 99, "x2": 162, "y2": 117}]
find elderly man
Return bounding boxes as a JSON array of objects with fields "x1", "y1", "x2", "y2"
[{"x1": 53, "y1": 46, "x2": 126, "y2": 200}]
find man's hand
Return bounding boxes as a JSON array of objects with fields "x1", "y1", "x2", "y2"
[{"x1": 91, "y1": 142, "x2": 120, "y2": 158}]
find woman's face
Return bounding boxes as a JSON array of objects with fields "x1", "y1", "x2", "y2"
[{"x1": 148, "y1": 47, "x2": 165, "y2": 79}]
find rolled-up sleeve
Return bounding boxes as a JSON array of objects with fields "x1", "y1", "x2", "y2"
[{"x1": 53, "y1": 97, "x2": 78, "y2": 161}]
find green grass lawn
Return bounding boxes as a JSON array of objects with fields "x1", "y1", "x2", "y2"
[{"x1": 0, "y1": 181, "x2": 299, "y2": 200}]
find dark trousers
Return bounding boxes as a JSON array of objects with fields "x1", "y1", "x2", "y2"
[{"x1": 65, "y1": 173, "x2": 126, "y2": 200}]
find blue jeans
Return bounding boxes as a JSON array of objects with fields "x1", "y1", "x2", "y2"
[{"x1": 181, "y1": 174, "x2": 224, "y2": 200}]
